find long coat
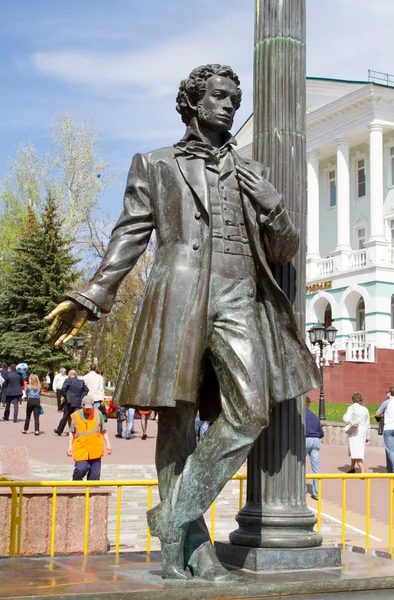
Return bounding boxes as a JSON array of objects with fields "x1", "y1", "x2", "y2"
[{"x1": 69, "y1": 146, "x2": 320, "y2": 417}]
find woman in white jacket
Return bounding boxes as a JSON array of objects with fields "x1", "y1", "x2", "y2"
[{"x1": 343, "y1": 392, "x2": 371, "y2": 473}]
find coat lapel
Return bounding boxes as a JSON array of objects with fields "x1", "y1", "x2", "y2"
[{"x1": 175, "y1": 154, "x2": 210, "y2": 216}]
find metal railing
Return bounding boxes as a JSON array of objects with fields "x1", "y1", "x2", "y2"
[
  {"x1": 368, "y1": 69, "x2": 394, "y2": 88},
  {"x1": 312, "y1": 473, "x2": 394, "y2": 558},
  {"x1": 1, "y1": 473, "x2": 394, "y2": 559},
  {"x1": 0, "y1": 475, "x2": 245, "y2": 558}
]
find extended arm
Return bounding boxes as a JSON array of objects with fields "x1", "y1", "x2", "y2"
[{"x1": 45, "y1": 153, "x2": 154, "y2": 345}]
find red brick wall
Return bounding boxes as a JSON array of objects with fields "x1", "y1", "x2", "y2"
[{"x1": 307, "y1": 348, "x2": 394, "y2": 405}]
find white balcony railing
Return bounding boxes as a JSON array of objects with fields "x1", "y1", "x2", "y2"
[
  {"x1": 346, "y1": 331, "x2": 375, "y2": 362},
  {"x1": 307, "y1": 245, "x2": 394, "y2": 282},
  {"x1": 317, "y1": 256, "x2": 334, "y2": 277},
  {"x1": 309, "y1": 342, "x2": 339, "y2": 366},
  {"x1": 348, "y1": 249, "x2": 367, "y2": 269}
]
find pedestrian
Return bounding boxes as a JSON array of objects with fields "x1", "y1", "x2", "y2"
[
  {"x1": 115, "y1": 406, "x2": 135, "y2": 439},
  {"x1": 67, "y1": 395, "x2": 112, "y2": 480},
  {"x1": 138, "y1": 409, "x2": 151, "y2": 440},
  {"x1": 53, "y1": 368, "x2": 67, "y2": 412},
  {"x1": 343, "y1": 392, "x2": 370, "y2": 474},
  {"x1": 305, "y1": 397, "x2": 324, "y2": 500},
  {"x1": 22, "y1": 374, "x2": 42, "y2": 435},
  {"x1": 375, "y1": 387, "x2": 394, "y2": 473},
  {"x1": 54, "y1": 370, "x2": 88, "y2": 436},
  {"x1": 0, "y1": 363, "x2": 8, "y2": 407},
  {"x1": 2, "y1": 364, "x2": 23, "y2": 422},
  {"x1": 83, "y1": 364, "x2": 105, "y2": 409}
]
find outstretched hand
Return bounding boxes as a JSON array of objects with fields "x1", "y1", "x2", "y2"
[
  {"x1": 236, "y1": 165, "x2": 279, "y2": 215},
  {"x1": 44, "y1": 300, "x2": 88, "y2": 347}
]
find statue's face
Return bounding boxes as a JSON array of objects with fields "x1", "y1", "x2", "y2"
[{"x1": 197, "y1": 75, "x2": 239, "y2": 133}]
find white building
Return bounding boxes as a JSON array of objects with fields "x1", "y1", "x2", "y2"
[{"x1": 236, "y1": 74, "x2": 394, "y2": 396}]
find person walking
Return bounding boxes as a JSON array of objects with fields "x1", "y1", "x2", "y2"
[
  {"x1": 343, "y1": 392, "x2": 370, "y2": 473},
  {"x1": 115, "y1": 406, "x2": 135, "y2": 439},
  {"x1": 2, "y1": 364, "x2": 23, "y2": 422},
  {"x1": 54, "y1": 370, "x2": 88, "y2": 436},
  {"x1": 376, "y1": 387, "x2": 394, "y2": 473},
  {"x1": 22, "y1": 374, "x2": 42, "y2": 435},
  {"x1": 53, "y1": 368, "x2": 67, "y2": 412},
  {"x1": 305, "y1": 397, "x2": 324, "y2": 500},
  {"x1": 67, "y1": 395, "x2": 112, "y2": 480},
  {"x1": 138, "y1": 409, "x2": 151, "y2": 440},
  {"x1": 83, "y1": 364, "x2": 105, "y2": 409},
  {"x1": 0, "y1": 363, "x2": 8, "y2": 407}
]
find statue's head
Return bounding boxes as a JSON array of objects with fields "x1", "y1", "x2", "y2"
[{"x1": 176, "y1": 64, "x2": 242, "y2": 133}]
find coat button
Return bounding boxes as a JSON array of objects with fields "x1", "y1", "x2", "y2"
[
  {"x1": 194, "y1": 212, "x2": 201, "y2": 220},
  {"x1": 193, "y1": 243, "x2": 200, "y2": 251}
]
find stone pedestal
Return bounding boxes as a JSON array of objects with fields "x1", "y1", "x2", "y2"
[
  {"x1": 0, "y1": 485, "x2": 111, "y2": 556},
  {"x1": 215, "y1": 542, "x2": 341, "y2": 571}
]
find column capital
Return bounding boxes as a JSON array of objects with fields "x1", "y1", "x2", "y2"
[
  {"x1": 368, "y1": 122, "x2": 384, "y2": 133},
  {"x1": 335, "y1": 137, "x2": 350, "y2": 146},
  {"x1": 307, "y1": 150, "x2": 320, "y2": 160}
]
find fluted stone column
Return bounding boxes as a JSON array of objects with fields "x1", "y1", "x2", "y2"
[
  {"x1": 336, "y1": 138, "x2": 351, "y2": 252},
  {"x1": 229, "y1": 0, "x2": 321, "y2": 548}
]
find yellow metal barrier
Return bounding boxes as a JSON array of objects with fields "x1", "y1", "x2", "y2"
[{"x1": 2, "y1": 472, "x2": 394, "y2": 559}]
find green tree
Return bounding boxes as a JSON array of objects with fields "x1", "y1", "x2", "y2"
[
  {"x1": 0, "y1": 112, "x2": 116, "y2": 281},
  {"x1": 0, "y1": 192, "x2": 78, "y2": 376}
]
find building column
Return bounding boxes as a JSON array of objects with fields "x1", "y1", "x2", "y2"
[
  {"x1": 368, "y1": 123, "x2": 385, "y2": 242},
  {"x1": 306, "y1": 151, "x2": 320, "y2": 279},
  {"x1": 307, "y1": 151, "x2": 320, "y2": 258},
  {"x1": 336, "y1": 138, "x2": 351, "y2": 252}
]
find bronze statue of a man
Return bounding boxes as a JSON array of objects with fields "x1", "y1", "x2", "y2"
[{"x1": 46, "y1": 64, "x2": 319, "y2": 580}]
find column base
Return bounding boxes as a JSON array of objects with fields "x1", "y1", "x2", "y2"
[
  {"x1": 229, "y1": 502, "x2": 322, "y2": 548},
  {"x1": 215, "y1": 542, "x2": 340, "y2": 571}
]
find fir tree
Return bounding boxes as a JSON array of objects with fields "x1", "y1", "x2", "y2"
[{"x1": 0, "y1": 192, "x2": 78, "y2": 376}]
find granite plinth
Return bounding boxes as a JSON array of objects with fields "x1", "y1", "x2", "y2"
[
  {"x1": 0, "y1": 550, "x2": 394, "y2": 599},
  {"x1": 215, "y1": 541, "x2": 341, "y2": 571},
  {"x1": 0, "y1": 486, "x2": 111, "y2": 556}
]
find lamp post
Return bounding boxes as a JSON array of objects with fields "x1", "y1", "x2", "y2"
[
  {"x1": 69, "y1": 335, "x2": 84, "y2": 372},
  {"x1": 308, "y1": 323, "x2": 337, "y2": 420}
]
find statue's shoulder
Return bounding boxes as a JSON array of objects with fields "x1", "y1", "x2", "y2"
[{"x1": 141, "y1": 146, "x2": 175, "y2": 164}]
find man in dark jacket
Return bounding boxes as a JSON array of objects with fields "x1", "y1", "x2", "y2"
[
  {"x1": 54, "y1": 370, "x2": 88, "y2": 435},
  {"x1": 2, "y1": 364, "x2": 23, "y2": 422},
  {"x1": 305, "y1": 397, "x2": 325, "y2": 500},
  {"x1": 0, "y1": 363, "x2": 9, "y2": 407}
]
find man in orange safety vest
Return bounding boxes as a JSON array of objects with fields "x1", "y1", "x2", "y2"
[{"x1": 67, "y1": 394, "x2": 112, "y2": 480}]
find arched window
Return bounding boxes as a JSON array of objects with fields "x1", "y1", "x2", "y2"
[
  {"x1": 391, "y1": 295, "x2": 394, "y2": 330},
  {"x1": 324, "y1": 304, "x2": 332, "y2": 329},
  {"x1": 356, "y1": 298, "x2": 365, "y2": 331}
]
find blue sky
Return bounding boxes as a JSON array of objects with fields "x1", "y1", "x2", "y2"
[{"x1": 1, "y1": 0, "x2": 394, "y2": 218}]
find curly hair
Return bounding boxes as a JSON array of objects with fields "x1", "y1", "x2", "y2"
[
  {"x1": 176, "y1": 64, "x2": 242, "y2": 125},
  {"x1": 351, "y1": 392, "x2": 363, "y2": 404}
]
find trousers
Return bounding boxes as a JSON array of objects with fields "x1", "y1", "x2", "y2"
[
  {"x1": 384, "y1": 430, "x2": 394, "y2": 473},
  {"x1": 4, "y1": 396, "x2": 21, "y2": 422},
  {"x1": 306, "y1": 437, "x2": 320, "y2": 498},
  {"x1": 154, "y1": 263, "x2": 268, "y2": 547},
  {"x1": 24, "y1": 399, "x2": 40, "y2": 432},
  {"x1": 73, "y1": 459, "x2": 101, "y2": 480},
  {"x1": 56, "y1": 403, "x2": 77, "y2": 434}
]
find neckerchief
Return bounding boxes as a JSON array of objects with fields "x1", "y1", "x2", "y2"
[{"x1": 174, "y1": 124, "x2": 237, "y2": 165}]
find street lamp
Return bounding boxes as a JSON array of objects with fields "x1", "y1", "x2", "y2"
[
  {"x1": 68, "y1": 335, "x2": 84, "y2": 372},
  {"x1": 308, "y1": 322, "x2": 337, "y2": 420}
]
